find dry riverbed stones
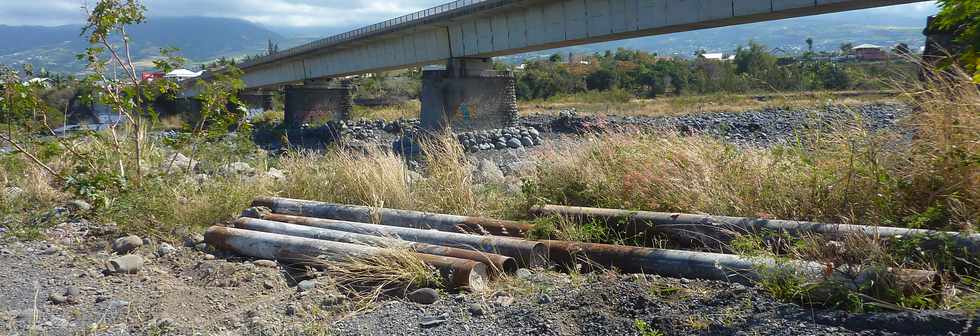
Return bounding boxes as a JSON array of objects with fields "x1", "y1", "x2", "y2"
[{"x1": 456, "y1": 126, "x2": 543, "y2": 152}]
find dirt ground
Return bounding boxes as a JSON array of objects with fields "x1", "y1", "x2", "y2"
[{"x1": 1, "y1": 234, "x2": 976, "y2": 336}]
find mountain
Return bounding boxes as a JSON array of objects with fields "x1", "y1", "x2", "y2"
[
  {"x1": 0, "y1": 17, "x2": 287, "y2": 74},
  {"x1": 499, "y1": 8, "x2": 935, "y2": 62}
]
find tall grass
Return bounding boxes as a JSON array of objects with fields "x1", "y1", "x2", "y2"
[
  {"x1": 278, "y1": 133, "x2": 509, "y2": 217},
  {"x1": 527, "y1": 69, "x2": 978, "y2": 231}
]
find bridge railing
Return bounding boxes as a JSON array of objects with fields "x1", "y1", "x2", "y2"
[{"x1": 241, "y1": 0, "x2": 495, "y2": 69}]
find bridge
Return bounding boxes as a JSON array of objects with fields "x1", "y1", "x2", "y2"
[{"x1": 202, "y1": 0, "x2": 923, "y2": 130}]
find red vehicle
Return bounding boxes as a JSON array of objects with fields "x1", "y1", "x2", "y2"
[{"x1": 141, "y1": 72, "x2": 164, "y2": 82}]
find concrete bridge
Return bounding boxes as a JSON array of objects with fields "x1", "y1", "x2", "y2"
[{"x1": 204, "y1": 0, "x2": 924, "y2": 130}]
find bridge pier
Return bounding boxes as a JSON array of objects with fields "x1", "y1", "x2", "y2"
[
  {"x1": 239, "y1": 91, "x2": 276, "y2": 116},
  {"x1": 419, "y1": 58, "x2": 518, "y2": 131},
  {"x1": 284, "y1": 81, "x2": 353, "y2": 127}
]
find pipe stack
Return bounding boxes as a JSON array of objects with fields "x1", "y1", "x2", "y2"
[
  {"x1": 204, "y1": 197, "x2": 546, "y2": 291},
  {"x1": 204, "y1": 197, "x2": 939, "y2": 292}
]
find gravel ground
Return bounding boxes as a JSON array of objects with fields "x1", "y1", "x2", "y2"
[{"x1": 333, "y1": 271, "x2": 975, "y2": 336}]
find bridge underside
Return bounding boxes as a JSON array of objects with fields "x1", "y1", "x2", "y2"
[{"x1": 236, "y1": 0, "x2": 921, "y2": 90}]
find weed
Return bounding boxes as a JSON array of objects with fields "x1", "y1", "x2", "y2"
[{"x1": 633, "y1": 319, "x2": 665, "y2": 336}]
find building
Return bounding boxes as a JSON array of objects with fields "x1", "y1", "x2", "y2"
[
  {"x1": 853, "y1": 44, "x2": 887, "y2": 61},
  {"x1": 700, "y1": 53, "x2": 735, "y2": 61}
]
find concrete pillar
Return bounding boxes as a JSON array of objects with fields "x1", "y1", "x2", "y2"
[
  {"x1": 283, "y1": 81, "x2": 353, "y2": 127},
  {"x1": 239, "y1": 91, "x2": 275, "y2": 117},
  {"x1": 419, "y1": 58, "x2": 519, "y2": 131}
]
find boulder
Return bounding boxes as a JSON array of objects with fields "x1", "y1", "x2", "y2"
[{"x1": 112, "y1": 235, "x2": 143, "y2": 254}]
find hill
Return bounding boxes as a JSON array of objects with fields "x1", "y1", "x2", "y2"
[
  {"x1": 0, "y1": 17, "x2": 287, "y2": 74},
  {"x1": 500, "y1": 8, "x2": 932, "y2": 62}
]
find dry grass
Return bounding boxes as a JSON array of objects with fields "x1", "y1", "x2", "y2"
[
  {"x1": 350, "y1": 100, "x2": 419, "y2": 120},
  {"x1": 314, "y1": 248, "x2": 441, "y2": 308},
  {"x1": 279, "y1": 148, "x2": 414, "y2": 210},
  {"x1": 519, "y1": 90, "x2": 900, "y2": 117},
  {"x1": 527, "y1": 78, "x2": 977, "y2": 231},
  {"x1": 278, "y1": 132, "x2": 510, "y2": 217}
]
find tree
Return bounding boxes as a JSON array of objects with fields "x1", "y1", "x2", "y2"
[
  {"x1": 267, "y1": 39, "x2": 279, "y2": 56},
  {"x1": 839, "y1": 42, "x2": 854, "y2": 55},
  {"x1": 806, "y1": 38, "x2": 814, "y2": 53},
  {"x1": 935, "y1": 0, "x2": 980, "y2": 82},
  {"x1": 549, "y1": 53, "x2": 564, "y2": 63},
  {"x1": 893, "y1": 43, "x2": 911, "y2": 57}
]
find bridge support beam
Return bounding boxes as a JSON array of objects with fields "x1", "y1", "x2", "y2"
[
  {"x1": 420, "y1": 58, "x2": 518, "y2": 131},
  {"x1": 284, "y1": 81, "x2": 353, "y2": 127}
]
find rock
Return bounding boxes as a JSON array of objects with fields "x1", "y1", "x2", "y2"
[
  {"x1": 163, "y1": 153, "x2": 197, "y2": 172},
  {"x1": 285, "y1": 304, "x2": 299, "y2": 316},
  {"x1": 420, "y1": 312, "x2": 449, "y2": 327},
  {"x1": 111, "y1": 235, "x2": 143, "y2": 254},
  {"x1": 528, "y1": 127, "x2": 540, "y2": 137},
  {"x1": 265, "y1": 168, "x2": 287, "y2": 181},
  {"x1": 194, "y1": 243, "x2": 210, "y2": 252},
  {"x1": 538, "y1": 294, "x2": 553, "y2": 304},
  {"x1": 263, "y1": 280, "x2": 276, "y2": 290},
  {"x1": 515, "y1": 268, "x2": 533, "y2": 280},
  {"x1": 156, "y1": 243, "x2": 176, "y2": 256},
  {"x1": 321, "y1": 293, "x2": 346, "y2": 307},
  {"x1": 65, "y1": 286, "x2": 80, "y2": 298},
  {"x1": 297, "y1": 279, "x2": 317, "y2": 292},
  {"x1": 253, "y1": 260, "x2": 277, "y2": 268},
  {"x1": 48, "y1": 293, "x2": 69, "y2": 305},
  {"x1": 220, "y1": 162, "x2": 255, "y2": 176},
  {"x1": 67, "y1": 200, "x2": 92, "y2": 212},
  {"x1": 467, "y1": 303, "x2": 485, "y2": 316},
  {"x1": 506, "y1": 137, "x2": 523, "y2": 148},
  {"x1": 203, "y1": 254, "x2": 216, "y2": 260},
  {"x1": 493, "y1": 141, "x2": 506, "y2": 149},
  {"x1": 407, "y1": 288, "x2": 439, "y2": 304},
  {"x1": 520, "y1": 136, "x2": 534, "y2": 147},
  {"x1": 106, "y1": 255, "x2": 144, "y2": 274},
  {"x1": 494, "y1": 295, "x2": 514, "y2": 307},
  {"x1": 41, "y1": 245, "x2": 59, "y2": 255},
  {"x1": 183, "y1": 233, "x2": 204, "y2": 247},
  {"x1": 473, "y1": 159, "x2": 504, "y2": 184}
]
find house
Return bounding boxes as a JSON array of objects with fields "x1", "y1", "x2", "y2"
[
  {"x1": 700, "y1": 53, "x2": 735, "y2": 61},
  {"x1": 853, "y1": 44, "x2": 887, "y2": 61},
  {"x1": 165, "y1": 69, "x2": 206, "y2": 81}
]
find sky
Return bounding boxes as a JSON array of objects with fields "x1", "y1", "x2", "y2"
[{"x1": 0, "y1": 0, "x2": 939, "y2": 33}]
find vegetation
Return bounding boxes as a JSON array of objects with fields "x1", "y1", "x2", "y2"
[
  {"x1": 935, "y1": 0, "x2": 980, "y2": 82},
  {"x1": 513, "y1": 43, "x2": 916, "y2": 101}
]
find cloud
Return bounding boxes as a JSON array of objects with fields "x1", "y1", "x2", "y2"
[
  {"x1": 0, "y1": 0, "x2": 445, "y2": 28},
  {"x1": 0, "y1": 0, "x2": 940, "y2": 30}
]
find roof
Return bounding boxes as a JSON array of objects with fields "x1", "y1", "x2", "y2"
[
  {"x1": 165, "y1": 69, "x2": 205, "y2": 78},
  {"x1": 701, "y1": 53, "x2": 725, "y2": 59},
  {"x1": 853, "y1": 44, "x2": 883, "y2": 50}
]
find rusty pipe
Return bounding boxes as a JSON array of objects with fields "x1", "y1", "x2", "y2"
[
  {"x1": 241, "y1": 212, "x2": 548, "y2": 268},
  {"x1": 543, "y1": 240, "x2": 937, "y2": 287},
  {"x1": 252, "y1": 196, "x2": 532, "y2": 237},
  {"x1": 233, "y1": 217, "x2": 517, "y2": 275},
  {"x1": 532, "y1": 204, "x2": 980, "y2": 254},
  {"x1": 204, "y1": 226, "x2": 488, "y2": 290}
]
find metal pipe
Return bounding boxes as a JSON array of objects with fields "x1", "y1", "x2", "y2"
[
  {"x1": 233, "y1": 217, "x2": 518, "y2": 275},
  {"x1": 242, "y1": 212, "x2": 548, "y2": 268},
  {"x1": 204, "y1": 226, "x2": 488, "y2": 290},
  {"x1": 532, "y1": 205, "x2": 980, "y2": 254},
  {"x1": 542, "y1": 240, "x2": 937, "y2": 287},
  {"x1": 252, "y1": 196, "x2": 532, "y2": 237}
]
